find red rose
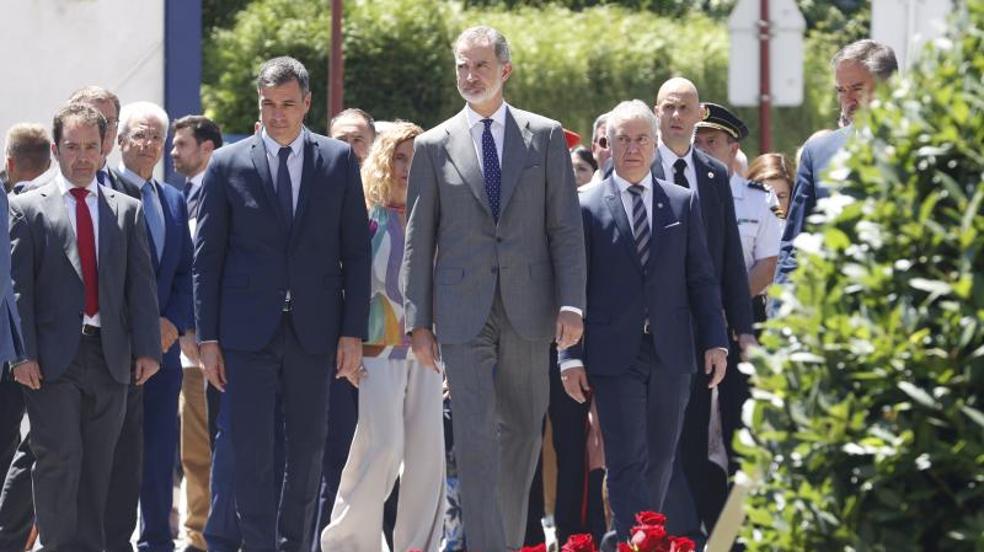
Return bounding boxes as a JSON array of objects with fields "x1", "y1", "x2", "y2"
[
  {"x1": 635, "y1": 511, "x2": 667, "y2": 528},
  {"x1": 617, "y1": 543, "x2": 634, "y2": 552},
  {"x1": 629, "y1": 524, "x2": 668, "y2": 552},
  {"x1": 669, "y1": 537, "x2": 696, "y2": 552},
  {"x1": 561, "y1": 533, "x2": 596, "y2": 552},
  {"x1": 519, "y1": 544, "x2": 547, "y2": 552}
]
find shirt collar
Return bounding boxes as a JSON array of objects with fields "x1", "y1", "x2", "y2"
[
  {"x1": 56, "y1": 172, "x2": 99, "y2": 198},
  {"x1": 658, "y1": 140, "x2": 694, "y2": 170},
  {"x1": 261, "y1": 127, "x2": 305, "y2": 158},
  {"x1": 116, "y1": 163, "x2": 156, "y2": 191},
  {"x1": 612, "y1": 170, "x2": 654, "y2": 194},
  {"x1": 188, "y1": 169, "x2": 206, "y2": 188},
  {"x1": 465, "y1": 101, "x2": 509, "y2": 130}
]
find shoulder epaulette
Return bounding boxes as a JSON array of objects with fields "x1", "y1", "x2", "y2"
[{"x1": 747, "y1": 179, "x2": 768, "y2": 192}]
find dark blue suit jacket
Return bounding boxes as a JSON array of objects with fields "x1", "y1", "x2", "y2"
[
  {"x1": 775, "y1": 126, "x2": 851, "y2": 283},
  {"x1": 193, "y1": 130, "x2": 371, "y2": 355},
  {"x1": 559, "y1": 176, "x2": 727, "y2": 376},
  {"x1": 152, "y1": 182, "x2": 194, "y2": 338}
]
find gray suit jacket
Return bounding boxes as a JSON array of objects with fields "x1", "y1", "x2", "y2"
[
  {"x1": 401, "y1": 105, "x2": 586, "y2": 344},
  {"x1": 0, "y1": 190, "x2": 24, "y2": 369},
  {"x1": 9, "y1": 180, "x2": 161, "y2": 384}
]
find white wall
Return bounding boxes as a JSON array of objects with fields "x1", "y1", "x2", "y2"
[{"x1": 0, "y1": 0, "x2": 165, "y2": 170}]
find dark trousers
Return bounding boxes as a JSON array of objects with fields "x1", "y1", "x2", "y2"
[
  {"x1": 139, "y1": 356, "x2": 183, "y2": 551},
  {"x1": 225, "y1": 314, "x2": 331, "y2": 552},
  {"x1": 0, "y1": 380, "x2": 23, "y2": 477},
  {"x1": 0, "y1": 435, "x2": 33, "y2": 550},
  {"x1": 590, "y1": 337, "x2": 691, "y2": 539},
  {"x1": 310, "y1": 377, "x2": 357, "y2": 552},
  {"x1": 24, "y1": 334, "x2": 127, "y2": 551},
  {"x1": 104, "y1": 385, "x2": 144, "y2": 552}
]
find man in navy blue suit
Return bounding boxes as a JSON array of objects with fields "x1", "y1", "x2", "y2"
[
  {"x1": 194, "y1": 56, "x2": 370, "y2": 552},
  {"x1": 559, "y1": 100, "x2": 728, "y2": 540},
  {"x1": 105, "y1": 101, "x2": 195, "y2": 552},
  {"x1": 776, "y1": 39, "x2": 897, "y2": 284}
]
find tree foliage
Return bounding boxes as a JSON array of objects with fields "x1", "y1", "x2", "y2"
[
  {"x1": 202, "y1": 0, "x2": 839, "y2": 155},
  {"x1": 739, "y1": 1, "x2": 984, "y2": 549}
]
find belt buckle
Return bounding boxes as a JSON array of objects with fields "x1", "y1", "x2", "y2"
[
  {"x1": 643, "y1": 320, "x2": 651, "y2": 334},
  {"x1": 82, "y1": 324, "x2": 97, "y2": 336},
  {"x1": 282, "y1": 291, "x2": 293, "y2": 312}
]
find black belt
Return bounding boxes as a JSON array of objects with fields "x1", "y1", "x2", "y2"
[{"x1": 82, "y1": 324, "x2": 100, "y2": 336}]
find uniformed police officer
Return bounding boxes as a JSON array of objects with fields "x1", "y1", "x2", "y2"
[{"x1": 692, "y1": 104, "x2": 783, "y2": 494}]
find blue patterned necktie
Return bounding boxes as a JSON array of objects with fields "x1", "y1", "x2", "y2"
[
  {"x1": 276, "y1": 146, "x2": 294, "y2": 227},
  {"x1": 480, "y1": 119, "x2": 501, "y2": 222},
  {"x1": 626, "y1": 184, "x2": 651, "y2": 269},
  {"x1": 141, "y1": 180, "x2": 165, "y2": 261}
]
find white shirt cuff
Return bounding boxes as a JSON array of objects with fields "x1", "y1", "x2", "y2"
[
  {"x1": 560, "y1": 360, "x2": 584, "y2": 372},
  {"x1": 560, "y1": 306, "x2": 583, "y2": 317}
]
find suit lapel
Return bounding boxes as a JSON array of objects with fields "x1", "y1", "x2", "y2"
[
  {"x1": 647, "y1": 178, "x2": 676, "y2": 271},
  {"x1": 291, "y1": 130, "x2": 320, "y2": 242},
  {"x1": 443, "y1": 111, "x2": 494, "y2": 219},
  {"x1": 156, "y1": 184, "x2": 178, "y2": 274},
  {"x1": 250, "y1": 135, "x2": 287, "y2": 230},
  {"x1": 497, "y1": 108, "x2": 531, "y2": 217},
  {"x1": 650, "y1": 149, "x2": 667, "y2": 180},
  {"x1": 97, "y1": 186, "x2": 118, "y2": 282},
  {"x1": 43, "y1": 186, "x2": 84, "y2": 284},
  {"x1": 602, "y1": 178, "x2": 644, "y2": 274},
  {"x1": 691, "y1": 151, "x2": 719, "y2": 219}
]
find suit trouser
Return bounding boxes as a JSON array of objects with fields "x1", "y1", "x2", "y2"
[
  {"x1": 225, "y1": 313, "x2": 331, "y2": 552},
  {"x1": 0, "y1": 380, "x2": 23, "y2": 479},
  {"x1": 138, "y1": 354, "x2": 183, "y2": 551},
  {"x1": 441, "y1": 293, "x2": 551, "y2": 551},
  {"x1": 322, "y1": 356, "x2": 445, "y2": 552},
  {"x1": 180, "y1": 365, "x2": 211, "y2": 551},
  {"x1": 104, "y1": 384, "x2": 144, "y2": 552},
  {"x1": 589, "y1": 337, "x2": 691, "y2": 540},
  {"x1": 204, "y1": 387, "x2": 242, "y2": 552},
  {"x1": 0, "y1": 433, "x2": 33, "y2": 550},
  {"x1": 24, "y1": 334, "x2": 127, "y2": 551},
  {"x1": 310, "y1": 377, "x2": 358, "y2": 552}
]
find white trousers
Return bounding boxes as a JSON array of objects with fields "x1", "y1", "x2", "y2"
[{"x1": 321, "y1": 356, "x2": 447, "y2": 552}]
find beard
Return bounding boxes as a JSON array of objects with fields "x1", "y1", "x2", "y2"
[{"x1": 458, "y1": 78, "x2": 502, "y2": 106}]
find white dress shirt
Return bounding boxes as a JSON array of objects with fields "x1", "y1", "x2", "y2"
[
  {"x1": 464, "y1": 101, "x2": 507, "y2": 176},
  {"x1": 613, "y1": 171, "x2": 654, "y2": 230},
  {"x1": 184, "y1": 169, "x2": 206, "y2": 238},
  {"x1": 56, "y1": 173, "x2": 101, "y2": 327},
  {"x1": 658, "y1": 141, "x2": 699, "y2": 198},
  {"x1": 261, "y1": 127, "x2": 304, "y2": 213}
]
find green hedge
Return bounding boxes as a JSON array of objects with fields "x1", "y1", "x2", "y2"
[
  {"x1": 739, "y1": 1, "x2": 984, "y2": 549},
  {"x1": 202, "y1": 0, "x2": 838, "y2": 155}
]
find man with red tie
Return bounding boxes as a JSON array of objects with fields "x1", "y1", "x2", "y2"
[{"x1": 8, "y1": 103, "x2": 161, "y2": 551}]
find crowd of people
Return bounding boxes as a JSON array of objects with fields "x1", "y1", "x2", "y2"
[{"x1": 0, "y1": 24, "x2": 897, "y2": 552}]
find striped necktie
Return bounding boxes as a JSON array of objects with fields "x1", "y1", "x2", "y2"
[{"x1": 626, "y1": 185, "x2": 651, "y2": 269}]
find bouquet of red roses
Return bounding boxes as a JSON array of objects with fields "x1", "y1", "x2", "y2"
[{"x1": 517, "y1": 511, "x2": 696, "y2": 552}]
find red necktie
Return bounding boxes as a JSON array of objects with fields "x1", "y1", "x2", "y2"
[{"x1": 69, "y1": 188, "x2": 99, "y2": 317}]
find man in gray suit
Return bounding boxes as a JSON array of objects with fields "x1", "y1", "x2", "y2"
[
  {"x1": 401, "y1": 25, "x2": 586, "y2": 551},
  {"x1": 8, "y1": 103, "x2": 161, "y2": 551}
]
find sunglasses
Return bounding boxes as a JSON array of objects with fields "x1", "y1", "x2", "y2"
[{"x1": 594, "y1": 137, "x2": 608, "y2": 149}]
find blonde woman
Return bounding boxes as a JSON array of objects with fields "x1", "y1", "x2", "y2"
[{"x1": 322, "y1": 122, "x2": 446, "y2": 552}]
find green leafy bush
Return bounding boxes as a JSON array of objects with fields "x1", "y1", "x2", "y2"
[
  {"x1": 739, "y1": 2, "x2": 984, "y2": 549},
  {"x1": 202, "y1": 0, "x2": 836, "y2": 156}
]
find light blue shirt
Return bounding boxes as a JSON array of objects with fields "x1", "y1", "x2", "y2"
[{"x1": 261, "y1": 127, "x2": 304, "y2": 213}]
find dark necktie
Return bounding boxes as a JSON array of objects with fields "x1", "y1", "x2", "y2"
[
  {"x1": 626, "y1": 185, "x2": 651, "y2": 269},
  {"x1": 96, "y1": 170, "x2": 107, "y2": 186},
  {"x1": 69, "y1": 188, "x2": 99, "y2": 317},
  {"x1": 673, "y1": 158, "x2": 690, "y2": 189},
  {"x1": 184, "y1": 180, "x2": 199, "y2": 221},
  {"x1": 276, "y1": 146, "x2": 294, "y2": 227},
  {"x1": 480, "y1": 119, "x2": 501, "y2": 222}
]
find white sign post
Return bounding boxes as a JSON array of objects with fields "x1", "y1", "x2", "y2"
[{"x1": 728, "y1": 0, "x2": 806, "y2": 108}]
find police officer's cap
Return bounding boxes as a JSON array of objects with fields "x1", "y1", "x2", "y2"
[{"x1": 696, "y1": 102, "x2": 748, "y2": 142}]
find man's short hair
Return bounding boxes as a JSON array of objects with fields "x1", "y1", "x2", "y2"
[
  {"x1": 256, "y1": 56, "x2": 310, "y2": 96},
  {"x1": 606, "y1": 100, "x2": 659, "y2": 143},
  {"x1": 4, "y1": 123, "x2": 51, "y2": 172},
  {"x1": 68, "y1": 85, "x2": 121, "y2": 118},
  {"x1": 118, "y1": 101, "x2": 170, "y2": 139},
  {"x1": 591, "y1": 112, "x2": 609, "y2": 143},
  {"x1": 454, "y1": 26, "x2": 511, "y2": 65},
  {"x1": 53, "y1": 103, "x2": 107, "y2": 146},
  {"x1": 831, "y1": 39, "x2": 899, "y2": 81},
  {"x1": 173, "y1": 115, "x2": 224, "y2": 149},
  {"x1": 329, "y1": 108, "x2": 377, "y2": 138}
]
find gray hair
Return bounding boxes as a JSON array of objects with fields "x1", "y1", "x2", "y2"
[
  {"x1": 454, "y1": 26, "x2": 511, "y2": 65},
  {"x1": 591, "y1": 112, "x2": 608, "y2": 143},
  {"x1": 606, "y1": 100, "x2": 658, "y2": 143},
  {"x1": 256, "y1": 56, "x2": 311, "y2": 95},
  {"x1": 118, "y1": 101, "x2": 170, "y2": 138},
  {"x1": 831, "y1": 39, "x2": 898, "y2": 81}
]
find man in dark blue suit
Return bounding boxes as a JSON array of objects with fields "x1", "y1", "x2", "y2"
[
  {"x1": 559, "y1": 100, "x2": 728, "y2": 540},
  {"x1": 194, "y1": 56, "x2": 370, "y2": 552},
  {"x1": 105, "y1": 101, "x2": 195, "y2": 552},
  {"x1": 776, "y1": 39, "x2": 897, "y2": 284}
]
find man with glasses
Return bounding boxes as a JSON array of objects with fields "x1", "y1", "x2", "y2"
[{"x1": 589, "y1": 112, "x2": 609, "y2": 183}]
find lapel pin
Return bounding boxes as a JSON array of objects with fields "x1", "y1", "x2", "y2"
[
  {"x1": 657, "y1": 202, "x2": 664, "y2": 209},
  {"x1": 708, "y1": 171, "x2": 715, "y2": 179}
]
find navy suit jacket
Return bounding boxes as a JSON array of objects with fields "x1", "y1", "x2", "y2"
[
  {"x1": 151, "y1": 182, "x2": 194, "y2": 338},
  {"x1": 559, "y1": 176, "x2": 727, "y2": 376},
  {"x1": 775, "y1": 126, "x2": 851, "y2": 283},
  {"x1": 193, "y1": 130, "x2": 371, "y2": 355},
  {"x1": 650, "y1": 148, "x2": 753, "y2": 336}
]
